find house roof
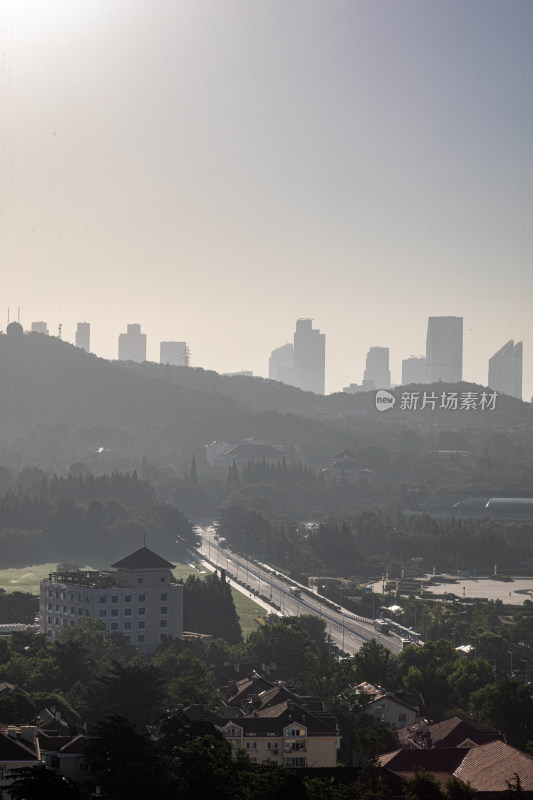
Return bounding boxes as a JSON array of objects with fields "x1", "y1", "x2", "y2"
[
  {"x1": 111, "y1": 546, "x2": 176, "y2": 570},
  {"x1": 453, "y1": 740, "x2": 533, "y2": 793},
  {"x1": 0, "y1": 682, "x2": 28, "y2": 697},
  {"x1": 223, "y1": 444, "x2": 285, "y2": 459},
  {"x1": 380, "y1": 741, "x2": 533, "y2": 794},
  {"x1": 397, "y1": 716, "x2": 504, "y2": 750},
  {"x1": 183, "y1": 700, "x2": 337, "y2": 738},
  {"x1": 0, "y1": 726, "x2": 39, "y2": 761},
  {"x1": 356, "y1": 682, "x2": 418, "y2": 712}
]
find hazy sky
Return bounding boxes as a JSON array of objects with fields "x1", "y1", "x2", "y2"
[{"x1": 1, "y1": 1, "x2": 532, "y2": 396}]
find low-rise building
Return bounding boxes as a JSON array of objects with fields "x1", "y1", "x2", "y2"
[
  {"x1": 184, "y1": 699, "x2": 340, "y2": 769},
  {"x1": 355, "y1": 682, "x2": 419, "y2": 729},
  {"x1": 39, "y1": 546, "x2": 183, "y2": 655}
]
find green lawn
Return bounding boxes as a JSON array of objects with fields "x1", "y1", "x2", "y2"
[{"x1": 231, "y1": 590, "x2": 264, "y2": 639}]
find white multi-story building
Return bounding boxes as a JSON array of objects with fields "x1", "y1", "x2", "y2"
[{"x1": 39, "y1": 547, "x2": 183, "y2": 654}]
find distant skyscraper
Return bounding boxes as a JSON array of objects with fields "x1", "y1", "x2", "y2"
[
  {"x1": 31, "y1": 321, "x2": 49, "y2": 335},
  {"x1": 363, "y1": 347, "x2": 391, "y2": 389},
  {"x1": 118, "y1": 324, "x2": 146, "y2": 363},
  {"x1": 269, "y1": 342, "x2": 294, "y2": 383},
  {"x1": 488, "y1": 340, "x2": 522, "y2": 399},
  {"x1": 293, "y1": 318, "x2": 325, "y2": 395},
  {"x1": 426, "y1": 316, "x2": 463, "y2": 383},
  {"x1": 75, "y1": 322, "x2": 90, "y2": 352},
  {"x1": 402, "y1": 356, "x2": 428, "y2": 385},
  {"x1": 160, "y1": 341, "x2": 187, "y2": 366}
]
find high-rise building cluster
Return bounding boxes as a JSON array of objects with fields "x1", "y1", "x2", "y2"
[
  {"x1": 269, "y1": 319, "x2": 325, "y2": 394},
  {"x1": 5, "y1": 313, "x2": 525, "y2": 399}
]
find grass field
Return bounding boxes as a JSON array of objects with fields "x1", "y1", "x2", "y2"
[{"x1": 0, "y1": 561, "x2": 264, "y2": 638}]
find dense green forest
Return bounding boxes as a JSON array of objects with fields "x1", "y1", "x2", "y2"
[{"x1": 0, "y1": 472, "x2": 195, "y2": 567}]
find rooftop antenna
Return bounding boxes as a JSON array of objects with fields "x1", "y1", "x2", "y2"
[
  {"x1": 58, "y1": 323, "x2": 62, "y2": 339},
  {"x1": 185, "y1": 345, "x2": 191, "y2": 367},
  {"x1": 17, "y1": 306, "x2": 20, "y2": 322},
  {"x1": 143, "y1": 531, "x2": 146, "y2": 547}
]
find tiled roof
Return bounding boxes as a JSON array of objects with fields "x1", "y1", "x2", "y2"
[
  {"x1": 356, "y1": 682, "x2": 418, "y2": 711},
  {"x1": 0, "y1": 726, "x2": 39, "y2": 761},
  {"x1": 111, "y1": 546, "x2": 176, "y2": 570},
  {"x1": 379, "y1": 747, "x2": 465, "y2": 774},
  {"x1": 398, "y1": 716, "x2": 505, "y2": 750},
  {"x1": 453, "y1": 740, "x2": 533, "y2": 792},
  {"x1": 0, "y1": 682, "x2": 28, "y2": 697}
]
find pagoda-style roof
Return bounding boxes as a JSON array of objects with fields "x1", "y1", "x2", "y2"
[{"x1": 111, "y1": 546, "x2": 176, "y2": 570}]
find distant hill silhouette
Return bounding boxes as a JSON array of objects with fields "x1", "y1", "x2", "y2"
[{"x1": 0, "y1": 331, "x2": 529, "y2": 473}]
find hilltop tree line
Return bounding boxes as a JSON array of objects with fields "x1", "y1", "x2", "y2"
[
  {"x1": 0, "y1": 494, "x2": 195, "y2": 568},
  {"x1": 218, "y1": 504, "x2": 533, "y2": 577}
]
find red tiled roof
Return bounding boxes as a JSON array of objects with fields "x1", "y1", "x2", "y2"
[
  {"x1": 111, "y1": 546, "x2": 176, "y2": 570},
  {"x1": 453, "y1": 740, "x2": 533, "y2": 792}
]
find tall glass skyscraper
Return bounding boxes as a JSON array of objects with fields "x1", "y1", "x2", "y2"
[{"x1": 426, "y1": 316, "x2": 463, "y2": 383}]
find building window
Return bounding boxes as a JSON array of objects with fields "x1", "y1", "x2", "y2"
[
  {"x1": 138, "y1": 607, "x2": 146, "y2": 616},
  {"x1": 160, "y1": 606, "x2": 168, "y2": 615},
  {"x1": 160, "y1": 576, "x2": 165, "y2": 582},
  {"x1": 55, "y1": 618, "x2": 60, "y2": 626},
  {"x1": 110, "y1": 623, "x2": 119, "y2": 631},
  {"x1": 55, "y1": 604, "x2": 59, "y2": 612},
  {"x1": 62, "y1": 606, "x2": 67, "y2": 613},
  {"x1": 159, "y1": 634, "x2": 168, "y2": 642},
  {"x1": 111, "y1": 595, "x2": 119, "y2": 603},
  {"x1": 124, "y1": 608, "x2": 132, "y2": 617},
  {"x1": 85, "y1": 595, "x2": 90, "y2": 603},
  {"x1": 47, "y1": 616, "x2": 52, "y2": 624},
  {"x1": 124, "y1": 635, "x2": 131, "y2": 643},
  {"x1": 124, "y1": 594, "x2": 132, "y2": 603},
  {"x1": 111, "y1": 609, "x2": 119, "y2": 617},
  {"x1": 85, "y1": 610, "x2": 90, "y2": 616},
  {"x1": 138, "y1": 594, "x2": 146, "y2": 602},
  {"x1": 70, "y1": 607, "x2": 75, "y2": 615},
  {"x1": 78, "y1": 758, "x2": 92, "y2": 772},
  {"x1": 124, "y1": 622, "x2": 132, "y2": 631},
  {"x1": 138, "y1": 621, "x2": 146, "y2": 630},
  {"x1": 399, "y1": 713, "x2": 407, "y2": 723},
  {"x1": 99, "y1": 610, "x2": 107, "y2": 618},
  {"x1": 160, "y1": 620, "x2": 168, "y2": 628},
  {"x1": 137, "y1": 578, "x2": 143, "y2": 584},
  {"x1": 70, "y1": 592, "x2": 75, "y2": 601},
  {"x1": 160, "y1": 593, "x2": 168, "y2": 602},
  {"x1": 48, "y1": 603, "x2": 52, "y2": 611},
  {"x1": 99, "y1": 596, "x2": 107, "y2": 604},
  {"x1": 48, "y1": 589, "x2": 53, "y2": 597},
  {"x1": 78, "y1": 608, "x2": 83, "y2": 616},
  {"x1": 137, "y1": 634, "x2": 145, "y2": 643}
]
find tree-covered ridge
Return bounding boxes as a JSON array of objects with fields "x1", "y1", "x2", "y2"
[
  {"x1": 0, "y1": 495, "x2": 195, "y2": 567},
  {"x1": 218, "y1": 505, "x2": 533, "y2": 577},
  {"x1": 0, "y1": 467, "x2": 155, "y2": 505}
]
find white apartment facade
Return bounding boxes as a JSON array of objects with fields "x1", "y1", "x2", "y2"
[{"x1": 39, "y1": 547, "x2": 183, "y2": 654}]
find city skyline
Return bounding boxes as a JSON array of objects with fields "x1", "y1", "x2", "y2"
[
  {"x1": 1, "y1": 1, "x2": 531, "y2": 397},
  {"x1": 8, "y1": 310, "x2": 528, "y2": 399}
]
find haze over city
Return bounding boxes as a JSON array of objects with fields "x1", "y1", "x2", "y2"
[{"x1": 1, "y1": 0, "x2": 532, "y2": 396}]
